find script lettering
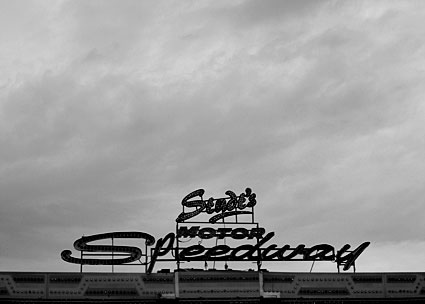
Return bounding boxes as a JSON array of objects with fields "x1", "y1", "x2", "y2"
[
  {"x1": 61, "y1": 232, "x2": 155, "y2": 265},
  {"x1": 176, "y1": 188, "x2": 256, "y2": 223},
  {"x1": 62, "y1": 231, "x2": 370, "y2": 273}
]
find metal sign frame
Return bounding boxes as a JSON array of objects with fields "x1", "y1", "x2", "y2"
[{"x1": 174, "y1": 188, "x2": 261, "y2": 271}]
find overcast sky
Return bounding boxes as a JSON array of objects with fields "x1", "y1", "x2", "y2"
[{"x1": 1, "y1": 0, "x2": 425, "y2": 273}]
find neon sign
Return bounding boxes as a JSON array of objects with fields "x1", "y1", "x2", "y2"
[
  {"x1": 61, "y1": 232, "x2": 154, "y2": 265},
  {"x1": 61, "y1": 188, "x2": 370, "y2": 273},
  {"x1": 176, "y1": 188, "x2": 256, "y2": 223},
  {"x1": 177, "y1": 226, "x2": 266, "y2": 239}
]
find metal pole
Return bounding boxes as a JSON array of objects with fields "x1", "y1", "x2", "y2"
[
  {"x1": 176, "y1": 222, "x2": 180, "y2": 272},
  {"x1": 145, "y1": 241, "x2": 148, "y2": 273},
  {"x1": 80, "y1": 250, "x2": 83, "y2": 273},
  {"x1": 256, "y1": 222, "x2": 261, "y2": 271}
]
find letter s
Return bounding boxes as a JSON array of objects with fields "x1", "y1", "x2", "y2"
[
  {"x1": 176, "y1": 189, "x2": 206, "y2": 222},
  {"x1": 61, "y1": 231, "x2": 155, "y2": 265}
]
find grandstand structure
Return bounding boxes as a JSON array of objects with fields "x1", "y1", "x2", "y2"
[{"x1": 1, "y1": 270, "x2": 425, "y2": 303}]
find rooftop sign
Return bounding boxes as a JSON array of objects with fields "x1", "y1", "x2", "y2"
[{"x1": 61, "y1": 188, "x2": 370, "y2": 273}]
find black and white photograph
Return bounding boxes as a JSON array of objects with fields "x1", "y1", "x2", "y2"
[{"x1": 1, "y1": 0, "x2": 424, "y2": 302}]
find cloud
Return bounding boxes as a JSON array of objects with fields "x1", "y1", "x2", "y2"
[{"x1": 0, "y1": 0, "x2": 425, "y2": 272}]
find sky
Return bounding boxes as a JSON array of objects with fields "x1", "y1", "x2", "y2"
[{"x1": 1, "y1": 0, "x2": 425, "y2": 274}]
